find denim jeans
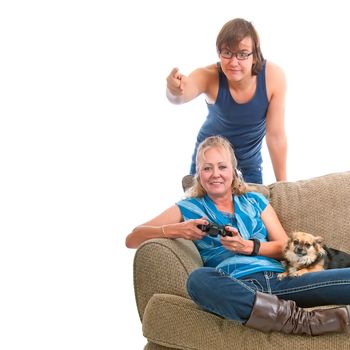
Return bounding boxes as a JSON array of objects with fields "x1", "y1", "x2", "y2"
[{"x1": 186, "y1": 267, "x2": 350, "y2": 323}]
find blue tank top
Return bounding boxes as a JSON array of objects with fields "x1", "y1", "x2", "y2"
[{"x1": 190, "y1": 62, "x2": 269, "y2": 174}]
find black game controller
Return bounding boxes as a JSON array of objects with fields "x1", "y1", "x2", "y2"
[{"x1": 197, "y1": 223, "x2": 233, "y2": 237}]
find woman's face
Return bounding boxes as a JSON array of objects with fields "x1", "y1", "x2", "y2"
[
  {"x1": 219, "y1": 36, "x2": 255, "y2": 83},
  {"x1": 198, "y1": 146, "x2": 234, "y2": 198}
]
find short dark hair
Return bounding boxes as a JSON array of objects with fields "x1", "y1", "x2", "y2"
[{"x1": 216, "y1": 18, "x2": 264, "y2": 75}]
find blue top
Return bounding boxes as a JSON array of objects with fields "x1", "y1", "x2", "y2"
[
  {"x1": 176, "y1": 191, "x2": 284, "y2": 278},
  {"x1": 190, "y1": 62, "x2": 269, "y2": 175}
]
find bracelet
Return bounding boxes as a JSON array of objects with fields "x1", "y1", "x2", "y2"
[
  {"x1": 249, "y1": 238, "x2": 260, "y2": 256},
  {"x1": 161, "y1": 225, "x2": 167, "y2": 237}
]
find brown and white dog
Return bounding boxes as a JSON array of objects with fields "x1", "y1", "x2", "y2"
[{"x1": 277, "y1": 231, "x2": 350, "y2": 280}]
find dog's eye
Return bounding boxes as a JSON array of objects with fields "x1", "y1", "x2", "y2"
[
  {"x1": 293, "y1": 240, "x2": 299, "y2": 245},
  {"x1": 305, "y1": 243, "x2": 311, "y2": 249}
]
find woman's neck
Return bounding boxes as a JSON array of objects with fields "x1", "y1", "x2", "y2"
[{"x1": 211, "y1": 194, "x2": 234, "y2": 214}]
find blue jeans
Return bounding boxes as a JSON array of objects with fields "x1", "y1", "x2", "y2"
[{"x1": 186, "y1": 267, "x2": 350, "y2": 323}]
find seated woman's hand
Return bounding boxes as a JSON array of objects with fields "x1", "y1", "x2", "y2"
[
  {"x1": 164, "y1": 218, "x2": 208, "y2": 240},
  {"x1": 220, "y1": 227, "x2": 254, "y2": 255}
]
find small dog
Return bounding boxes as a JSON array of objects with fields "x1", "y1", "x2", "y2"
[{"x1": 277, "y1": 231, "x2": 350, "y2": 280}]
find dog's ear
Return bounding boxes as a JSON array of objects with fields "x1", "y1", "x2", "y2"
[{"x1": 314, "y1": 236, "x2": 324, "y2": 245}]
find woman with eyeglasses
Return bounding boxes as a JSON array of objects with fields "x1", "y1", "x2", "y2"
[{"x1": 166, "y1": 18, "x2": 287, "y2": 185}]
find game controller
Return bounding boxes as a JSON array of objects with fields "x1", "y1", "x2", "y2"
[{"x1": 197, "y1": 223, "x2": 233, "y2": 237}]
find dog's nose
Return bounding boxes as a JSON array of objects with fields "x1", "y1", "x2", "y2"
[{"x1": 296, "y1": 247, "x2": 305, "y2": 255}]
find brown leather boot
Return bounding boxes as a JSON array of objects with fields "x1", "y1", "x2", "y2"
[{"x1": 245, "y1": 291, "x2": 350, "y2": 335}]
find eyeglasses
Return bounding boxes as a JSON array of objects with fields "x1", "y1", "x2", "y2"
[{"x1": 219, "y1": 49, "x2": 253, "y2": 60}]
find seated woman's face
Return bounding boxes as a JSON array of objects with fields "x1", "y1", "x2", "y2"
[{"x1": 198, "y1": 146, "x2": 234, "y2": 197}]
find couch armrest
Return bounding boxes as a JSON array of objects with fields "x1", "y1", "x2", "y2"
[{"x1": 133, "y1": 238, "x2": 203, "y2": 321}]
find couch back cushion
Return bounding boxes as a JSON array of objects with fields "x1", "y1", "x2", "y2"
[{"x1": 268, "y1": 171, "x2": 350, "y2": 252}]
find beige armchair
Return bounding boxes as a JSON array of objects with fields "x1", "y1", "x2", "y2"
[{"x1": 133, "y1": 172, "x2": 350, "y2": 350}]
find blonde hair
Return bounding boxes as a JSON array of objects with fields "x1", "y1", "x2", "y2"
[{"x1": 185, "y1": 136, "x2": 248, "y2": 197}]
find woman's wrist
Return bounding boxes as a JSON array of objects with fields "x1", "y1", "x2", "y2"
[
  {"x1": 161, "y1": 225, "x2": 168, "y2": 238},
  {"x1": 249, "y1": 239, "x2": 261, "y2": 256},
  {"x1": 244, "y1": 239, "x2": 254, "y2": 255}
]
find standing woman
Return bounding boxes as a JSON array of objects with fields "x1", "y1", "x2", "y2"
[{"x1": 166, "y1": 18, "x2": 287, "y2": 184}]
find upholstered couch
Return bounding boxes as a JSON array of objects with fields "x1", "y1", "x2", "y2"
[{"x1": 133, "y1": 172, "x2": 350, "y2": 350}]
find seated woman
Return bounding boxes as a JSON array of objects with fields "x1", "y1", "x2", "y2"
[{"x1": 125, "y1": 135, "x2": 350, "y2": 335}]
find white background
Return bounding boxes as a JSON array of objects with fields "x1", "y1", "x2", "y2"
[{"x1": 1, "y1": 1, "x2": 349, "y2": 349}]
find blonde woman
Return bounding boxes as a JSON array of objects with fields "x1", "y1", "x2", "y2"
[{"x1": 126, "y1": 136, "x2": 350, "y2": 335}]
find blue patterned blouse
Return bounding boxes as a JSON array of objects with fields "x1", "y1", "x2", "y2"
[{"x1": 176, "y1": 192, "x2": 284, "y2": 278}]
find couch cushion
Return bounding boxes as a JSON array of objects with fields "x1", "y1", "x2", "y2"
[
  {"x1": 268, "y1": 172, "x2": 350, "y2": 252},
  {"x1": 143, "y1": 293, "x2": 350, "y2": 350}
]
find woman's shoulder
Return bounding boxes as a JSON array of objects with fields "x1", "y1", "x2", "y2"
[
  {"x1": 189, "y1": 64, "x2": 220, "y2": 103},
  {"x1": 265, "y1": 61, "x2": 286, "y2": 84},
  {"x1": 265, "y1": 60, "x2": 284, "y2": 74},
  {"x1": 177, "y1": 196, "x2": 203, "y2": 206},
  {"x1": 190, "y1": 63, "x2": 219, "y2": 76},
  {"x1": 265, "y1": 61, "x2": 286, "y2": 100},
  {"x1": 239, "y1": 191, "x2": 269, "y2": 207},
  {"x1": 190, "y1": 64, "x2": 220, "y2": 87}
]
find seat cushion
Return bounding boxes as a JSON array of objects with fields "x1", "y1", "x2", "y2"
[{"x1": 142, "y1": 294, "x2": 349, "y2": 350}]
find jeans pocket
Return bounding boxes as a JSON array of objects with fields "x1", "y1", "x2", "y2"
[
  {"x1": 241, "y1": 278, "x2": 264, "y2": 292},
  {"x1": 264, "y1": 271, "x2": 274, "y2": 279}
]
